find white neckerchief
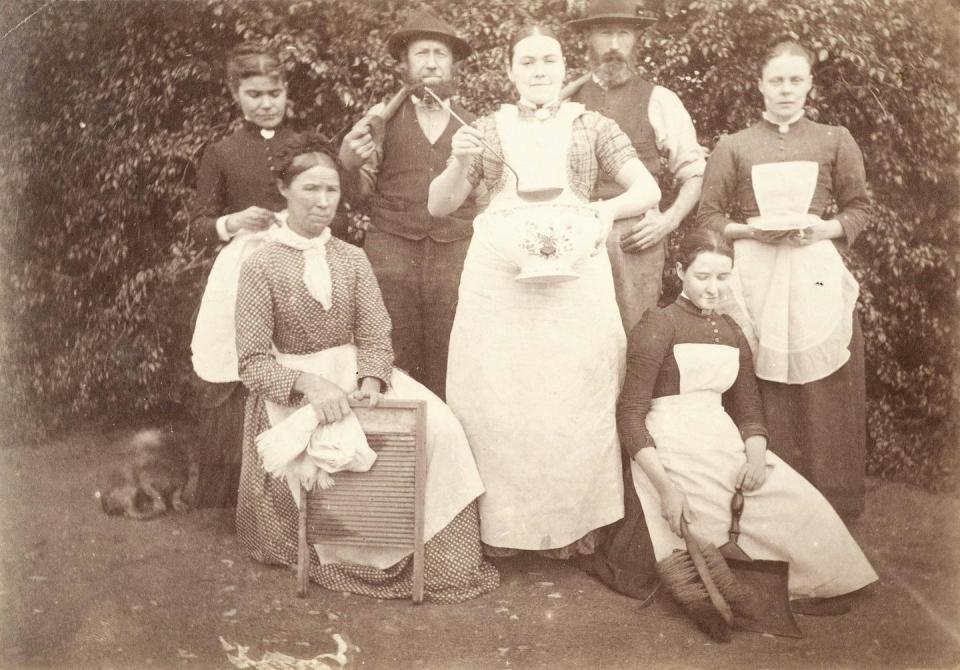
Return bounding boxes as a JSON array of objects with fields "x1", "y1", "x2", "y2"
[
  {"x1": 762, "y1": 109, "x2": 805, "y2": 134},
  {"x1": 269, "y1": 211, "x2": 333, "y2": 310}
]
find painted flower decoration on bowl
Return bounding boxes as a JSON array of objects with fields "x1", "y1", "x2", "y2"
[{"x1": 478, "y1": 201, "x2": 605, "y2": 284}]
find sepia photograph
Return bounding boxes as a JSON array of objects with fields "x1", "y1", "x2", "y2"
[{"x1": 0, "y1": 0, "x2": 958, "y2": 667}]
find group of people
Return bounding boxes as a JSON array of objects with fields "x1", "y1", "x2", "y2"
[{"x1": 187, "y1": 0, "x2": 877, "y2": 610}]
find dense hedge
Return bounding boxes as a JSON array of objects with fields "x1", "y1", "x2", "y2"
[{"x1": 1, "y1": 0, "x2": 957, "y2": 488}]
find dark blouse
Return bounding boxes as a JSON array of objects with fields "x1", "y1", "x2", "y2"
[
  {"x1": 235, "y1": 238, "x2": 394, "y2": 408},
  {"x1": 617, "y1": 297, "x2": 768, "y2": 457},
  {"x1": 190, "y1": 122, "x2": 302, "y2": 245},
  {"x1": 697, "y1": 117, "x2": 870, "y2": 248}
]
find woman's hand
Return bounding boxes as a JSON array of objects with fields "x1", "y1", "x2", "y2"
[
  {"x1": 735, "y1": 459, "x2": 767, "y2": 491},
  {"x1": 449, "y1": 125, "x2": 484, "y2": 167},
  {"x1": 661, "y1": 484, "x2": 695, "y2": 538},
  {"x1": 789, "y1": 219, "x2": 845, "y2": 247},
  {"x1": 225, "y1": 206, "x2": 277, "y2": 235},
  {"x1": 294, "y1": 372, "x2": 351, "y2": 425},
  {"x1": 349, "y1": 376, "x2": 383, "y2": 409},
  {"x1": 736, "y1": 436, "x2": 769, "y2": 491}
]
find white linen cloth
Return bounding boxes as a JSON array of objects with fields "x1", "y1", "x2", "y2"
[
  {"x1": 630, "y1": 342, "x2": 878, "y2": 598},
  {"x1": 191, "y1": 228, "x2": 273, "y2": 382},
  {"x1": 446, "y1": 103, "x2": 625, "y2": 551},
  {"x1": 191, "y1": 211, "x2": 332, "y2": 382},
  {"x1": 725, "y1": 162, "x2": 859, "y2": 383},
  {"x1": 257, "y1": 347, "x2": 376, "y2": 502},
  {"x1": 258, "y1": 344, "x2": 485, "y2": 569}
]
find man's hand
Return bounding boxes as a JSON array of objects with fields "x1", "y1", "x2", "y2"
[
  {"x1": 339, "y1": 117, "x2": 377, "y2": 170},
  {"x1": 619, "y1": 208, "x2": 677, "y2": 253}
]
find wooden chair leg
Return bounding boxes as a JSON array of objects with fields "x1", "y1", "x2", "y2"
[
  {"x1": 411, "y1": 403, "x2": 427, "y2": 604},
  {"x1": 297, "y1": 486, "x2": 308, "y2": 598}
]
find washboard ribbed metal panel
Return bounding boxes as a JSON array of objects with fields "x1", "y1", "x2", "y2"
[{"x1": 297, "y1": 399, "x2": 426, "y2": 603}]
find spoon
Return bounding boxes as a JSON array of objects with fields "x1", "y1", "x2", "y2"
[{"x1": 419, "y1": 86, "x2": 564, "y2": 203}]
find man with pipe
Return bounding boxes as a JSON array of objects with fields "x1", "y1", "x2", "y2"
[{"x1": 338, "y1": 9, "x2": 478, "y2": 399}]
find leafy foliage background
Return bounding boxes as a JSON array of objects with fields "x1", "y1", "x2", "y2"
[{"x1": 1, "y1": 0, "x2": 957, "y2": 488}]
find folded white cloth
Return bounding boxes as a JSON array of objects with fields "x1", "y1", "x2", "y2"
[{"x1": 256, "y1": 402, "x2": 376, "y2": 504}]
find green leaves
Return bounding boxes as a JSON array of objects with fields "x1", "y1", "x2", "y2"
[{"x1": 1, "y1": 0, "x2": 957, "y2": 488}]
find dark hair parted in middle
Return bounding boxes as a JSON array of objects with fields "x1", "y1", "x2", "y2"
[
  {"x1": 760, "y1": 39, "x2": 815, "y2": 74},
  {"x1": 507, "y1": 24, "x2": 562, "y2": 65},
  {"x1": 275, "y1": 134, "x2": 340, "y2": 187},
  {"x1": 676, "y1": 228, "x2": 734, "y2": 270},
  {"x1": 226, "y1": 42, "x2": 286, "y2": 91}
]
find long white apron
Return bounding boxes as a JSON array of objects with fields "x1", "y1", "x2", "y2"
[
  {"x1": 630, "y1": 342, "x2": 877, "y2": 598},
  {"x1": 725, "y1": 161, "x2": 859, "y2": 384},
  {"x1": 446, "y1": 103, "x2": 625, "y2": 551},
  {"x1": 261, "y1": 344, "x2": 485, "y2": 569}
]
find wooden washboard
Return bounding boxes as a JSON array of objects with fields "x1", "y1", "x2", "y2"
[{"x1": 297, "y1": 399, "x2": 426, "y2": 603}]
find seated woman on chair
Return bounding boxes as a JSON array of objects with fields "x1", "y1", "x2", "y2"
[{"x1": 234, "y1": 134, "x2": 498, "y2": 602}]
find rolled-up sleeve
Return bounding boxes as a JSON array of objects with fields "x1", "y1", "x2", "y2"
[
  {"x1": 648, "y1": 86, "x2": 706, "y2": 184},
  {"x1": 593, "y1": 113, "x2": 638, "y2": 181}
]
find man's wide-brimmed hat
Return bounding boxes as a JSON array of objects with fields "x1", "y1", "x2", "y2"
[
  {"x1": 566, "y1": 0, "x2": 660, "y2": 30},
  {"x1": 386, "y1": 9, "x2": 472, "y2": 62}
]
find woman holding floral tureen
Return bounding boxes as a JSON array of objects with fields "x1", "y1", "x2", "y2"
[{"x1": 428, "y1": 25, "x2": 660, "y2": 558}]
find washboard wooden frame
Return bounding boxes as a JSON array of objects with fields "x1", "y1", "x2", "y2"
[{"x1": 297, "y1": 399, "x2": 427, "y2": 603}]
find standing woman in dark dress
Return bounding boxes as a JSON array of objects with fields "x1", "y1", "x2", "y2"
[
  {"x1": 189, "y1": 43, "x2": 302, "y2": 508},
  {"x1": 697, "y1": 40, "x2": 871, "y2": 519}
]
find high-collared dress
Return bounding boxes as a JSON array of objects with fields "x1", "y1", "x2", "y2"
[
  {"x1": 188, "y1": 121, "x2": 302, "y2": 508},
  {"x1": 697, "y1": 116, "x2": 871, "y2": 518},
  {"x1": 446, "y1": 101, "x2": 640, "y2": 556},
  {"x1": 234, "y1": 232, "x2": 498, "y2": 602},
  {"x1": 618, "y1": 297, "x2": 877, "y2": 598}
]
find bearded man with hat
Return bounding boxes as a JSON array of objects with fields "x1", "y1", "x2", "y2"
[
  {"x1": 338, "y1": 8, "x2": 480, "y2": 400},
  {"x1": 568, "y1": 0, "x2": 706, "y2": 336},
  {"x1": 566, "y1": 0, "x2": 706, "y2": 601}
]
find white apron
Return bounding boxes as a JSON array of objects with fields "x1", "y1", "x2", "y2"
[
  {"x1": 630, "y1": 342, "x2": 878, "y2": 598},
  {"x1": 260, "y1": 344, "x2": 485, "y2": 569},
  {"x1": 725, "y1": 162, "x2": 859, "y2": 384},
  {"x1": 446, "y1": 103, "x2": 625, "y2": 551}
]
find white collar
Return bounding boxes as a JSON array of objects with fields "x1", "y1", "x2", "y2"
[{"x1": 762, "y1": 109, "x2": 805, "y2": 134}]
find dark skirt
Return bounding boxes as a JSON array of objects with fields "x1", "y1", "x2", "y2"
[
  {"x1": 192, "y1": 379, "x2": 247, "y2": 509},
  {"x1": 758, "y1": 314, "x2": 867, "y2": 519},
  {"x1": 590, "y1": 462, "x2": 659, "y2": 601}
]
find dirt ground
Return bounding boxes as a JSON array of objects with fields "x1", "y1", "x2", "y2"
[{"x1": 1, "y1": 425, "x2": 959, "y2": 670}]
